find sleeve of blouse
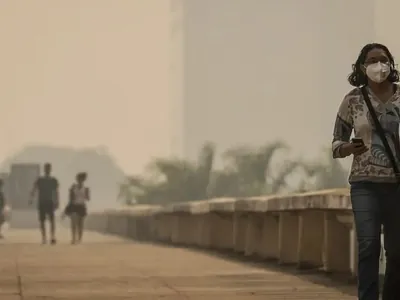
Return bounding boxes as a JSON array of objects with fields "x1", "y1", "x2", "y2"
[{"x1": 332, "y1": 93, "x2": 354, "y2": 158}]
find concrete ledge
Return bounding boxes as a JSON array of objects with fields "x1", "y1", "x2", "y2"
[{"x1": 85, "y1": 188, "x2": 380, "y2": 277}]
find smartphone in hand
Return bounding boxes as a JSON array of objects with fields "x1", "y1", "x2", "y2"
[{"x1": 351, "y1": 138, "x2": 365, "y2": 146}]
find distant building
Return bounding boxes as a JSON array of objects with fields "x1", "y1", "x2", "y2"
[{"x1": 168, "y1": 0, "x2": 395, "y2": 160}]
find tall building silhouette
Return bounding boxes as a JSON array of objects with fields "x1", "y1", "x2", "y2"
[{"x1": 169, "y1": 0, "x2": 398, "y2": 160}]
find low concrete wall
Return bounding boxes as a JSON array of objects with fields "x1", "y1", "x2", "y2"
[
  {"x1": 9, "y1": 210, "x2": 39, "y2": 229},
  {"x1": 86, "y1": 189, "x2": 385, "y2": 277}
]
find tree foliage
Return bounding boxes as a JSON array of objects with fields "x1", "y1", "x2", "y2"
[
  {"x1": 118, "y1": 142, "x2": 348, "y2": 205},
  {"x1": 296, "y1": 147, "x2": 348, "y2": 192},
  {"x1": 118, "y1": 142, "x2": 216, "y2": 204}
]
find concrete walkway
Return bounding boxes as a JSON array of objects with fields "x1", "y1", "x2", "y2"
[{"x1": 0, "y1": 228, "x2": 356, "y2": 299}]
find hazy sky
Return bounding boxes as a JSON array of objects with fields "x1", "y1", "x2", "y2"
[
  {"x1": 2, "y1": 0, "x2": 400, "y2": 175},
  {"x1": 0, "y1": 1, "x2": 170, "y2": 173}
]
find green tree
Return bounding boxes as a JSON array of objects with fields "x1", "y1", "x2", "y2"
[
  {"x1": 118, "y1": 142, "x2": 216, "y2": 205},
  {"x1": 315, "y1": 148, "x2": 348, "y2": 189},
  {"x1": 117, "y1": 180, "x2": 136, "y2": 205},
  {"x1": 208, "y1": 141, "x2": 300, "y2": 197},
  {"x1": 296, "y1": 147, "x2": 348, "y2": 192},
  {"x1": 118, "y1": 141, "x2": 340, "y2": 205}
]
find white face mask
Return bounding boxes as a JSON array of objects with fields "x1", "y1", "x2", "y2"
[{"x1": 365, "y1": 62, "x2": 390, "y2": 83}]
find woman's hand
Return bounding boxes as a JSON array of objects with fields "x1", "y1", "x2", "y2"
[{"x1": 339, "y1": 142, "x2": 368, "y2": 157}]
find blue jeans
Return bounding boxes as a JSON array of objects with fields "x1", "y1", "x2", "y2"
[{"x1": 351, "y1": 182, "x2": 400, "y2": 300}]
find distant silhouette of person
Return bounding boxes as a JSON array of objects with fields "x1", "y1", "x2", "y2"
[
  {"x1": 0, "y1": 179, "x2": 7, "y2": 238},
  {"x1": 64, "y1": 172, "x2": 89, "y2": 244},
  {"x1": 30, "y1": 163, "x2": 59, "y2": 245}
]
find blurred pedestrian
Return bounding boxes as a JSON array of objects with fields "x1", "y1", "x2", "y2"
[
  {"x1": 65, "y1": 172, "x2": 90, "y2": 244},
  {"x1": 0, "y1": 179, "x2": 7, "y2": 238},
  {"x1": 30, "y1": 163, "x2": 59, "y2": 245}
]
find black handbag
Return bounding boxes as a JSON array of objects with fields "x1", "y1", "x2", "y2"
[{"x1": 360, "y1": 86, "x2": 400, "y2": 183}]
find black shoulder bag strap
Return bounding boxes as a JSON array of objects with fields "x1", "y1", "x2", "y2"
[{"x1": 361, "y1": 86, "x2": 400, "y2": 183}]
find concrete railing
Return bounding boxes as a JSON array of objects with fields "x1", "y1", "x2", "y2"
[{"x1": 86, "y1": 188, "x2": 385, "y2": 277}]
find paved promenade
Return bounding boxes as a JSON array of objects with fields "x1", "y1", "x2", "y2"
[{"x1": 0, "y1": 228, "x2": 356, "y2": 299}]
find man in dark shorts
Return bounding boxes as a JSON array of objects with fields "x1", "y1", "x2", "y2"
[{"x1": 30, "y1": 163, "x2": 59, "y2": 244}]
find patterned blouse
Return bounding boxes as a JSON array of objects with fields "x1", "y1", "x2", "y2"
[{"x1": 332, "y1": 85, "x2": 400, "y2": 183}]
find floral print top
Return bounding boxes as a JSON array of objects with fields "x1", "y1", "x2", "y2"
[{"x1": 332, "y1": 85, "x2": 400, "y2": 183}]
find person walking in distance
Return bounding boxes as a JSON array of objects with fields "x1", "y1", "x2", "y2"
[
  {"x1": 0, "y1": 179, "x2": 7, "y2": 238},
  {"x1": 333, "y1": 43, "x2": 400, "y2": 300},
  {"x1": 30, "y1": 163, "x2": 59, "y2": 245},
  {"x1": 64, "y1": 172, "x2": 89, "y2": 244}
]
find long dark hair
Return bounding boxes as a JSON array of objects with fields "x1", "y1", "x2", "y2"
[{"x1": 348, "y1": 43, "x2": 399, "y2": 87}]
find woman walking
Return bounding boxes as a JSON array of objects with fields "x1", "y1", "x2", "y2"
[
  {"x1": 333, "y1": 43, "x2": 400, "y2": 300},
  {"x1": 64, "y1": 172, "x2": 90, "y2": 244}
]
